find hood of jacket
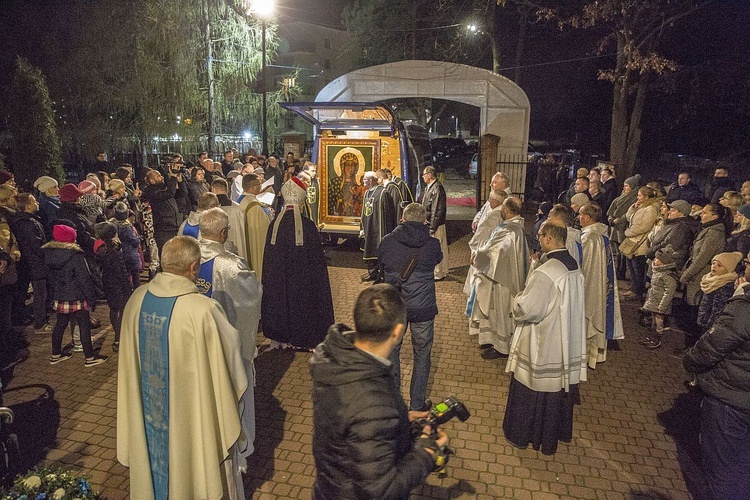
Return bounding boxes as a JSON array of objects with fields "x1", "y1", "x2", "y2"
[
  {"x1": 309, "y1": 323, "x2": 391, "y2": 387},
  {"x1": 42, "y1": 240, "x2": 82, "y2": 270},
  {"x1": 390, "y1": 221, "x2": 431, "y2": 249}
]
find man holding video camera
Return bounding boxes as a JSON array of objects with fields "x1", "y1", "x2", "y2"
[{"x1": 310, "y1": 284, "x2": 448, "y2": 499}]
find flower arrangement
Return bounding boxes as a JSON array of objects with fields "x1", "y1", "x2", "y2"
[{"x1": 0, "y1": 467, "x2": 99, "y2": 499}]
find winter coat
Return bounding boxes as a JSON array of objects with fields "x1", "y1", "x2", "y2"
[
  {"x1": 174, "y1": 178, "x2": 191, "y2": 219},
  {"x1": 93, "y1": 241, "x2": 132, "y2": 310},
  {"x1": 310, "y1": 324, "x2": 434, "y2": 499},
  {"x1": 141, "y1": 178, "x2": 182, "y2": 234},
  {"x1": 623, "y1": 202, "x2": 659, "y2": 257},
  {"x1": 113, "y1": 219, "x2": 143, "y2": 272},
  {"x1": 42, "y1": 240, "x2": 101, "y2": 305},
  {"x1": 378, "y1": 221, "x2": 443, "y2": 323},
  {"x1": 37, "y1": 193, "x2": 60, "y2": 236},
  {"x1": 55, "y1": 202, "x2": 96, "y2": 257},
  {"x1": 646, "y1": 216, "x2": 700, "y2": 272},
  {"x1": 681, "y1": 220, "x2": 726, "y2": 306},
  {"x1": 600, "y1": 178, "x2": 618, "y2": 215},
  {"x1": 0, "y1": 206, "x2": 20, "y2": 262},
  {"x1": 607, "y1": 189, "x2": 637, "y2": 243},
  {"x1": 421, "y1": 180, "x2": 447, "y2": 231},
  {"x1": 10, "y1": 211, "x2": 48, "y2": 280},
  {"x1": 642, "y1": 264, "x2": 678, "y2": 315},
  {"x1": 684, "y1": 290, "x2": 750, "y2": 413},
  {"x1": 726, "y1": 229, "x2": 750, "y2": 261},
  {"x1": 705, "y1": 177, "x2": 736, "y2": 205},
  {"x1": 698, "y1": 282, "x2": 735, "y2": 329},
  {"x1": 666, "y1": 181, "x2": 704, "y2": 206},
  {"x1": 187, "y1": 179, "x2": 210, "y2": 210}
]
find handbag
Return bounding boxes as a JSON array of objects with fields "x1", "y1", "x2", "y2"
[{"x1": 619, "y1": 235, "x2": 647, "y2": 259}]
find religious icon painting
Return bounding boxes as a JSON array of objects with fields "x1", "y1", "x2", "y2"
[{"x1": 319, "y1": 138, "x2": 380, "y2": 228}]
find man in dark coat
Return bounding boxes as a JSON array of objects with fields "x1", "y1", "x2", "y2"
[
  {"x1": 684, "y1": 289, "x2": 750, "y2": 499},
  {"x1": 421, "y1": 166, "x2": 448, "y2": 280},
  {"x1": 379, "y1": 169, "x2": 405, "y2": 224},
  {"x1": 379, "y1": 203, "x2": 442, "y2": 411},
  {"x1": 666, "y1": 172, "x2": 704, "y2": 206},
  {"x1": 360, "y1": 171, "x2": 393, "y2": 282},
  {"x1": 704, "y1": 167, "x2": 735, "y2": 205},
  {"x1": 600, "y1": 168, "x2": 618, "y2": 216},
  {"x1": 141, "y1": 169, "x2": 182, "y2": 254},
  {"x1": 261, "y1": 178, "x2": 334, "y2": 350},
  {"x1": 310, "y1": 284, "x2": 447, "y2": 499}
]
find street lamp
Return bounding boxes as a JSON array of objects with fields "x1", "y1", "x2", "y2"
[{"x1": 247, "y1": 0, "x2": 276, "y2": 156}]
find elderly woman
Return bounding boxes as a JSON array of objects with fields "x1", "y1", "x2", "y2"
[
  {"x1": 608, "y1": 175, "x2": 640, "y2": 280},
  {"x1": 622, "y1": 186, "x2": 660, "y2": 299}
]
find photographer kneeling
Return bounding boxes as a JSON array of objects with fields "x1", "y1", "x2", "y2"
[{"x1": 311, "y1": 284, "x2": 448, "y2": 499}]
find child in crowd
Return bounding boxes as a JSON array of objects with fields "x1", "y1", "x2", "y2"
[
  {"x1": 698, "y1": 252, "x2": 743, "y2": 331},
  {"x1": 641, "y1": 244, "x2": 678, "y2": 349},
  {"x1": 112, "y1": 202, "x2": 143, "y2": 287},
  {"x1": 94, "y1": 221, "x2": 133, "y2": 352},
  {"x1": 43, "y1": 223, "x2": 107, "y2": 367}
]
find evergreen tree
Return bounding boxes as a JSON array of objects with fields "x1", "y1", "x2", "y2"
[{"x1": 8, "y1": 57, "x2": 63, "y2": 186}]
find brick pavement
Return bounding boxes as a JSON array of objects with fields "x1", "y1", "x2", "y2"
[{"x1": 1, "y1": 220, "x2": 706, "y2": 499}]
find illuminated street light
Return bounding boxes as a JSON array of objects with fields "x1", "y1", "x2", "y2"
[{"x1": 247, "y1": 0, "x2": 276, "y2": 155}]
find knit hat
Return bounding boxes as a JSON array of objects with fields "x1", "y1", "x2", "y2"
[
  {"x1": 78, "y1": 180, "x2": 98, "y2": 195},
  {"x1": 52, "y1": 224, "x2": 77, "y2": 243},
  {"x1": 0, "y1": 171, "x2": 14, "y2": 185},
  {"x1": 58, "y1": 183, "x2": 83, "y2": 203},
  {"x1": 655, "y1": 244, "x2": 676, "y2": 266},
  {"x1": 668, "y1": 199, "x2": 692, "y2": 216},
  {"x1": 713, "y1": 252, "x2": 743, "y2": 273},
  {"x1": 108, "y1": 179, "x2": 125, "y2": 192},
  {"x1": 226, "y1": 170, "x2": 241, "y2": 180},
  {"x1": 85, "y1": 174, "x2": 102, "y2": 191},
  {"x1": 34, "y1": 176, "x2": 59, "y2": 194},
  {"x1": 254, "y1": 167, "x2": 265, "y2": 176},
  {"x1": 738, "y1": 204, "x2": 750, "y2": 219},
  {"x1": 114, "y1": 201, "x2": 129, "y2": 221},
  {"x1": 94, "y1": 221, "x2": 118, "y2": 241},
  {"x1": 538, "y1": 201, "x2": 553, "y2": 216},
  {"x1": 624, "y1": 174, "x2": 641, "y2": 190},
  {"x1": 570, "y1": 193, "x2": 589, "y2": 208}
]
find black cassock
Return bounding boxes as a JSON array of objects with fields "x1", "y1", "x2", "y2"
[
  {"x1": 360, "y1": 185, "x2": 396, "y2": 260},
  {"x1": 261, "y1": 210, "x2": 335, "y2": 349}
]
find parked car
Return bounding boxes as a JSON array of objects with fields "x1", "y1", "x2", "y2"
[{"x1": 432, "y1": 137, "x2": 474, "y2": 176}]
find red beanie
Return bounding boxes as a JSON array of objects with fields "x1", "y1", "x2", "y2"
[
  {"x1": 52, "y1": 224, "x2": 77, "y2": 243},
  {"x1": 59, "y1": 183, "x2": 83, "y2": 203}
]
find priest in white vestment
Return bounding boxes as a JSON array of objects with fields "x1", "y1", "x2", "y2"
[
  {"x1": 579, "y1": 203, "x2": 624, "y2": 369},
  {"x1": 117, "y1": 236, "x2": 248, "y2": 500},
  {"x1": 211, "y1": 177, "x2": 248, "y2": 261},
  {"x1": 463, "y1": 190, "x2": 506, "y2": 297},
  {"x1": 471, "y1": 173, "x2": 510, "y2": 232},
  {"x1": 239, "y1": 173, "x2": 273, "y2": 280},
  {"x1": 504, "y1": 221, "x2": 587, "y2": 455},
  {"x1": 197, "y1": 208, "x2": 261, "y2": 459},
  {"x1": 467, "y1": 197, "x2": 529, "y2": 359},
  {"x1": 548, "y1": 204, "x2": 583, "y2": 266}
]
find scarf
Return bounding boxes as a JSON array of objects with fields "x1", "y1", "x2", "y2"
[{"x1": 700, "y1": 271, "x2": 737, "y2": 294}]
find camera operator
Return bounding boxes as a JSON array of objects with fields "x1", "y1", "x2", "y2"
[
  {"x1": 310, "y1": 284, "x2": 448, "y2": 499},
  {"x1": 141, "y1": 167, "x2": 182, "y2": 255},
  {"x1": 165, "y1": 156, "x2": 191, "y2": 219}
]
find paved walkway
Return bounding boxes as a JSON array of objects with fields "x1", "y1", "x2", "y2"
[{"x1": 1, "y1": 220, "x2": 706, "y2": 499}]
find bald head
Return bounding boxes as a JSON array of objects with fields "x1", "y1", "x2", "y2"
[{"x1": 502, "y1": 196, "x2": 522, "y2": 217}]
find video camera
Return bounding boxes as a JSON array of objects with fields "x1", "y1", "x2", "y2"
[{"x1": 412, "y1": 396, "x2": 470, "y2": 477}]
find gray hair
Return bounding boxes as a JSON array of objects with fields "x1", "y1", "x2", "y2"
[
  {"x1": 402, "y1": 203, "x2": 426, "y2": 222},
  {"x1": 496, "y1": 172, "x2": 510, "y2": 184},
  {"x1": 489, "y1": 190, "x2": 506, "y2": 203},
  {"x1": 161, "y1": 236, "x2": 201, "y2": 275},
  {"x1": 197, "y1": 192, "x2": 219, "y2": 211},
  {"x1": 199, "y1": 207, "x2": 229, "y2": 238}
]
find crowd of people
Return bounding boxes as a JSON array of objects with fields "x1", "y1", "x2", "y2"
[{"x1": 1, "y1": 152, "x2": 749, "y2": 498}]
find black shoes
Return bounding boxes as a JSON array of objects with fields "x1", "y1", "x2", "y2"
[{"x1": 481, "y1": 347, "x2": 508, "y2": 360}]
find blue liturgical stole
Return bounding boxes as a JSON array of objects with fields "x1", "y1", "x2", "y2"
[
  {"x1": 182, "y1": 221, "x2": 199, "y2": 239},
  {"x1": 139, "y1": 291, "x2": 178, "y2": 500},
  {"x1": 196, "y1": 258, "x2": 216, "y2": 297},
  {"x1": 575, "y1": 240, "x2": 583, "y2": 265}
]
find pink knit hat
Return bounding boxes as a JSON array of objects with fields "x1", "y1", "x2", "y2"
[
  {"x1": 52, "y1": 224, "x2": 77, "y2": 243},
  {"x1": 77, "y1": 180, "x2": 98, "y2": 195}
]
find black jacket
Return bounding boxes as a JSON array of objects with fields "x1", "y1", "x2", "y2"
[
  {"x1": 42, "y1": 241, "x2": 101, "y2": 305},
  {"x1": 54, "y1": 202, "x2": 96, "y2": 258},
  {"x1": 142, "y1": 178, "x2": 182, "y2": 234},
  {"x1": 684, "y1": 290, "x2": 750, "y2": 413},
  {"x1": 379, "y1": 222, "x2": 442, "y2": 323},
  {"x1": 645, "y1": 216, "x2": 700, "y2": 272},
  {"x1": 310, "y1": 325, "x2": 434, "y2": 499},
  {"x1": 94, "y1": 241, "x2": 133, "y2": 310},
  {"x1": 726, "y1": 229, "x2": 750, "y2": 261},
  {"x1": 666, "y1": 181, "x2": 704, "y2": 206},
  {"x1": 11, "y1": 212, "x2": 48, "y2": 280},
  {"x1": 705, "y1": 177, "x2": 735, "y2": 205},
  {"x1": 421, "y1": 180, "x2": 446, "y2": 231}
]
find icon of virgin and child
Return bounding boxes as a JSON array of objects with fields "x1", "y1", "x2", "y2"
[{"x1": 327, "y1": 147, "x2": 370, "y2": 217}]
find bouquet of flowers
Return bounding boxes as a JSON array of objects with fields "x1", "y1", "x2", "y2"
[{"x1": 0, "y1": 467, "x2": 99, "y2": 499}]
